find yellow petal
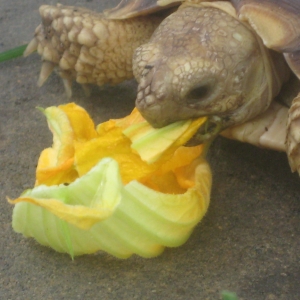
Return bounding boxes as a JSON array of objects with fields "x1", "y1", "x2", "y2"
[
  {"x1": 140, "y1": 145, "x2": 203, "y2": 193},
  {"x1": 157, "y1": 117, "x2": 207, "y2": 163},
  {"x1": 74, "y1": 127, "x2": 158, "y2": 184},
  {"x1": 59, "y1": 103, "x2": 98, "y2": 141},
  {"x1": 157, "y1": 145, "x2": 204, "y2": 175},
  {"x1": 10, "y1": 156, "x2": 212, "y2": 258},
  {"x1": 36, "y1": 107, "x2": 77, "y2": 186},
  {"x1": 114, "y1": 107, "x2": 146, "y2": 128},
  {"x1": 36, "y1": 103, "x2": 99, "y2": 186},
  {"x1": 42, "y1": 106, "x2": 75, "y2": 164},
  {"x1": 10, "y1": 104, "x2": 213, "y2": 258},
  {"x1": 75, "y1": 108, "x2": 207, "y2": 190},
  {"x1": 9, "y1": 197, "x2": 113, "y2": 230},
  {"x1": 35, "y1": 148, "x2": 77, "y2": 186}
]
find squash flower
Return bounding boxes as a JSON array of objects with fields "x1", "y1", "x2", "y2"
[{"x1": 9, "y1": 103, "x2": 212, "y2": 259}]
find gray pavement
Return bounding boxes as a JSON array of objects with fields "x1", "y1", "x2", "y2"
[{"x1": 1, "y1": 1, "x2": 299, "y2": 299}]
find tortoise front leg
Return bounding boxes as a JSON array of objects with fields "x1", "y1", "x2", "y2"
[
  {"x1": 286, "y1": 93, "x2": 300, "y2": 174},
  {"x1": 223, "y1": 92, "x2": 300, "y2": 176},
  {"x1": 221, "y1": 101, "x2": 288, "y2": 152},
  {"x1": 24, "y1": 4, "x2": 163, "y2": 97}
]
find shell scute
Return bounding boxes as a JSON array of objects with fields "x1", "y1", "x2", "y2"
[
  {"x1": 231, "y1": 0, "x2": 300, "y2": 78},
  {"x1": 104, "y1": 0, "x2": 179, "y2": 19}
]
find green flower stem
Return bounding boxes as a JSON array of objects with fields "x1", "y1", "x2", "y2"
[{"x1": 0, "y1": 44, "x2": 28, "y2": 62}]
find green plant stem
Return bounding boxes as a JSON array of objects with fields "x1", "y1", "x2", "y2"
[
  {"x1": 221, "y1": 291, "x2": 238, "y2": 300},
  {"x1": 0, "y1": 44, "x2": 28, "y2": 62}
]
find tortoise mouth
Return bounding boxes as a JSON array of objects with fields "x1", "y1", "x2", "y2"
[{"x1": 185, "y1": 116, "x2": 223, "y2": 146}]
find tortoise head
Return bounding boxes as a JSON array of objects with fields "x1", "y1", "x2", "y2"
[{"x1": 133, "y1": 4, "x2": 287, "y2": 131}]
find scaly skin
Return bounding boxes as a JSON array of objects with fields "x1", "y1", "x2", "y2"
[
  {"x1": 25, "y1": 0, "x2": 300, "y2": 175},
  {"x1": 223, "y1": 89, "x2": 300, "y2": 176},
  {"x1": 286, "y1": 94, "x2": 300, "y2": 172},
  {"x1": 133, "y1": 2, "x2": 289, "y2": 129},
  {"x1": 221, "y1": 102, "x2": 288, "y2": 152},
  {"x1": 24, "y1": 4, "x2": 165, "y2": 96},
  {"x1": 223, "y1": 75, "x2": 300, "y2": 161}
]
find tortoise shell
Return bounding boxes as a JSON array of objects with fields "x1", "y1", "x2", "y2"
[{"x1": 105, "y1": 0, "x2": 300, "y2": 79}]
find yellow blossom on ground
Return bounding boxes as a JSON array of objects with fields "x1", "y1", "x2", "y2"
[{"x1": 9, "y1": 103, "x2": 212, "y2": 258}]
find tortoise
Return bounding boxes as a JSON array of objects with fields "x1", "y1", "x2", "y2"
[{"x1": 24, "y1": 0, "x2": 300, "y2": 175}]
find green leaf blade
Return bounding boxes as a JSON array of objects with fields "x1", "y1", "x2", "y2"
[{"x1": 0, "y1": 44, "x2": 28, "y2": 62}]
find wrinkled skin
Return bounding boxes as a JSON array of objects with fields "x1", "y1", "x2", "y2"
[
  {"x1": 133, "y1": 4, "x2": 288, "y2": 130},
  {"x1": 25, "y1": 2, "x2": 288, "y2": 135}
]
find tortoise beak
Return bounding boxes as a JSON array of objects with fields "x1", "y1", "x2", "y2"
[
  {"x1": 136, "y1": 98, "x2": 180, "y2": 128},
  {"x1": 135, "y1": 64, "x2": 180, "y2": 127}
]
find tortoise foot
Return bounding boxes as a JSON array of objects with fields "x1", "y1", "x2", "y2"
[
  {"x1": 221, "y1": 102, "x2": 288, "y2": 152},
  {"x1": 286, "y1": 93, "x2": 300, "y2": 173},
  {"x1": 24, "y1": 4, "x2": 162, "y2": 97}
]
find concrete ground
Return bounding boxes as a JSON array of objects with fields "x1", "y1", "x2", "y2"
[{"x1": 0, "y1": 1, "x2": 299, "y2": 299}]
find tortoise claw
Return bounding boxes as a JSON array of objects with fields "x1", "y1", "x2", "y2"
[
  {"x1": 23, "y1": 38, "x2": 38, "y2": 57},
  {"x1": 58, "y1": 70, "x2": 74, "y2": 98},
  {"x1": 37, "y1": 61, "x2": 55, "y2": 87},
  {"x1": 62, "y1": 77, "x2": 73, "y2": 98}
]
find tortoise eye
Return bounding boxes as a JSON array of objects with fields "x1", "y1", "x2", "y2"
[
  {"x1": 144, "y1": 65, "x2": 154, "y2": 70},
  {"x1": 186, "y1": 84, "x2": 211, "y2": 105}
]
